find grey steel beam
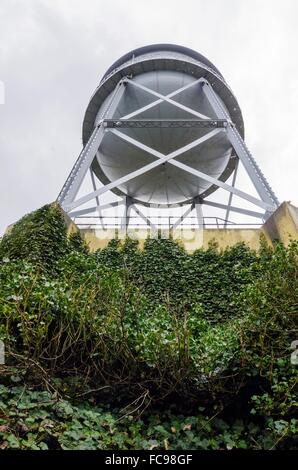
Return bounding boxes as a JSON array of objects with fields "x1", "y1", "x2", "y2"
[
  {"x1": 121, "y1": 196, "x2": 132, "y2": 229},
  {"x1": 192, "y1": 197, "x2": 204, "y2": 229},
  {"x1": 66, "y1": 128, "x2": 221, "y2": 211},
  {"x1": 126, "y1": 78, "x2": 211, "y2": 120},
  {"x1": 105, "y1": 129, "x2": 272, "y2": 210},
  {"x1": 69, "y1": 200, "x2": 124, "y2": 218},
  {"x1": 118, "y1": 131, "x2": 274, "y2": 211},
  {"x1": 196, "y1": 204, "x2": 204, "y2": 228},
  {"x1": 201, "y1": 79, "x2": 279, "y2": 210},
  {"x1": 59, "y1": 55, "x2": 279, "y2": 229},
  {"x1": 108, "y1": 129, "x2": 273, "y2": 211},
  {"x1": 90, "y1": 169, "x2": 105, "y2": 229},
  {"x1": 103, "y1": 119, "x2": 226, "y2": 129},
  {"x1": 121, "y1": 77, "x2": 206, "y2": 120},
  {"x1": 131, "y1": 205, "x2": 157, "y2": 230},
  {"x1": 169, "y1": 157, "x2": 273, "y2": 210},
  {"x1": 57, "y1": 77, "x2": 127, "y2": 209},
  {"x1": 171, "y1": 204, "x2": 194, "y2": 229},
  {"x1": 202, "y1": 200, "x2": 265, "y2": 219},
  {"x1": 57, "y1": 126, "x2": 104, "y2": 208},
  {"x1": 224, "y1": 159, "x2": 239, "y2": 227}
]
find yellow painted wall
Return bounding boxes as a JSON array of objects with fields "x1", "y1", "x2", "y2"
[
  {"x1": 262, "y1": 201, "x2": 298, "y2": 244},
  {"x1": 4, "y1": 201, "x2": 297, "y2": 253},
  {"x1": 81, "y1": 227, "x2": 264, "y2": 252},
  {"x1": 79, "y1": 202, "x2": 298, "y2": 253}
]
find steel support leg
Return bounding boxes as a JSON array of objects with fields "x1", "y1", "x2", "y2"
[
  {"x1": 202, "y1": 200, "x2": 264, "y2": 219},
  {"x1": 192, "y1": 197, "x2": 204, "y2": 229},
  {"x1": 90, "y1": 169, "x2": 105, "y2": 229},
  {"x1": 121, "y1": 196, "x2": 133, "y2": 230},
  {"x1": 57, "y1": 77, "x2": 127, "y2": 210},
  {"x1": 131, "y1": 204, "x2": 157, "y2": 230},
  {"x1": 171, "y1": 204, "x2": 194, "y2": 229},
  {"x1": 224, "y1": 159, "x2": 239, "y2": 227},
  {"x1": 201, "y1": 79, "x2": 279, "y2": 214}
]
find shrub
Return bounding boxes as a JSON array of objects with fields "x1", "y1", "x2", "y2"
[
  {"x1": 0, "y1": 204, "x2": 69, "y2": 274},
  {"x1": 0, "y1": 385, "x2": 297, "y2": 450},
  {"x1": 0, "y1": 204, "x2": 297, "y2": 449}
]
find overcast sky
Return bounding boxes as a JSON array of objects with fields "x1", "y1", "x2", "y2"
[{"x1": 1, "y1": 0, "x2": 298, "y2": 234}]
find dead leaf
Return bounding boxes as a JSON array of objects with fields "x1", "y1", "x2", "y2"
[
  {"x1": 19, "y1": 423, "x2": 29, "y2": 433},
  {"x1": 182, "y1": 423, "x2": 192, "y2": 431}
]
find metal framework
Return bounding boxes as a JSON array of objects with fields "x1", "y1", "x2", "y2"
[
  {"x1": 103, "y1": 119, "x2": 226, "y2": 129},
  {"x1": 57, "y1": 76, "x2": 279, "y2": 229}
]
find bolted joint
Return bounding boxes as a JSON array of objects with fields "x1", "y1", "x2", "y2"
[
  {"x1": 191, "y1": 196, "x2": 203, "y2": 209},
  {"x1": 121, "y1": 75, "x2": 133, "y2": 85}
]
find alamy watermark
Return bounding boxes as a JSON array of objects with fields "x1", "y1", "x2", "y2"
[{"x1": 83, "y1": 202, "x2": 205, "y2": 247}]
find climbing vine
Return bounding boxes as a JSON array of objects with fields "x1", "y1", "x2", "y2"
[{"x1": 0, "y1": 204, "x2": 297, "y2": 450}]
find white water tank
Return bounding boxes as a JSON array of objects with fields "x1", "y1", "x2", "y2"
[{"x1": 82, "y1": 44, "x2": 244, "y2": 207}]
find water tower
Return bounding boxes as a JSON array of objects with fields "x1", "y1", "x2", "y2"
[{"x1": 57, "y1": 44, "x2": 279, "y2": 231}]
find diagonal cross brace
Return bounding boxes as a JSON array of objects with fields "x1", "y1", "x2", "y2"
[
  {"x1": 58, "y1": 77, "x2": 128, "y2": 208},
  {"x1": 202, "y1": 200, "x2": 265, "y2": 219},
  {"x1": 69, "y1": 201, "x2": 124, "y2": 218},
  {"x1": 65, "y1": 128, "x2": 222, "y2": 211},
  {"x1": 224, "y1": 158, "x2": 239, "y2": 227},
  {"x1": 60, "y1": 73, "x2": 277, "y2": 226},
  {"x1": 121, "y1": 77, "x2": 207, "y2": 120},
  {"x1": 90, "y1": 169, "x2": 105, "y2": 229},
  {"x1": 130, "y1": 204, "x2": 157, "y2": 230},
  {"x1": 125, "y1": 78, "x2": 210, "y2": 120},
  {"x1": 67, "y1": 127, "x2": 273, "y2": 213},
  {"x1": 171, "y1": 199, "x2": 265, "y2": 228},
  {"x1": 201, "y1": 79, "x2": 279, "y2": 210},
  {"x1": 109, "y1": 129, "x2": 274, "y2": 211},
  {"x1": 171, "y1": 204, "x2": 195, "y2": 229}
]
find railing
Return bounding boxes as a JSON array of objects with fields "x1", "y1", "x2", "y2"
[{"x1": 75, "y1": 216, "x2": 262, "y2": 230}]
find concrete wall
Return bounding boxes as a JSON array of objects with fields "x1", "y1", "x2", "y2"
[
  {"x1": 262, "y1": 201, "x2": 298, "y2": 245},
  {"x1": 81, "y1": 227, "x2": 263, "y2": 252},
  {"x1": 79, "y1": 202, "x2": 298, "y2": 253},
  {"x1": 5, "y1": 201, "x2": 297, "y2": 253},
  {"x1": 56, "y1": 202, "x2": 78, "y2": 236}
]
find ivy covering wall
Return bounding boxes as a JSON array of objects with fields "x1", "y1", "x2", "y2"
[{"x1": 0, "y1": 204, "x2": 297, "y2": 450}]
